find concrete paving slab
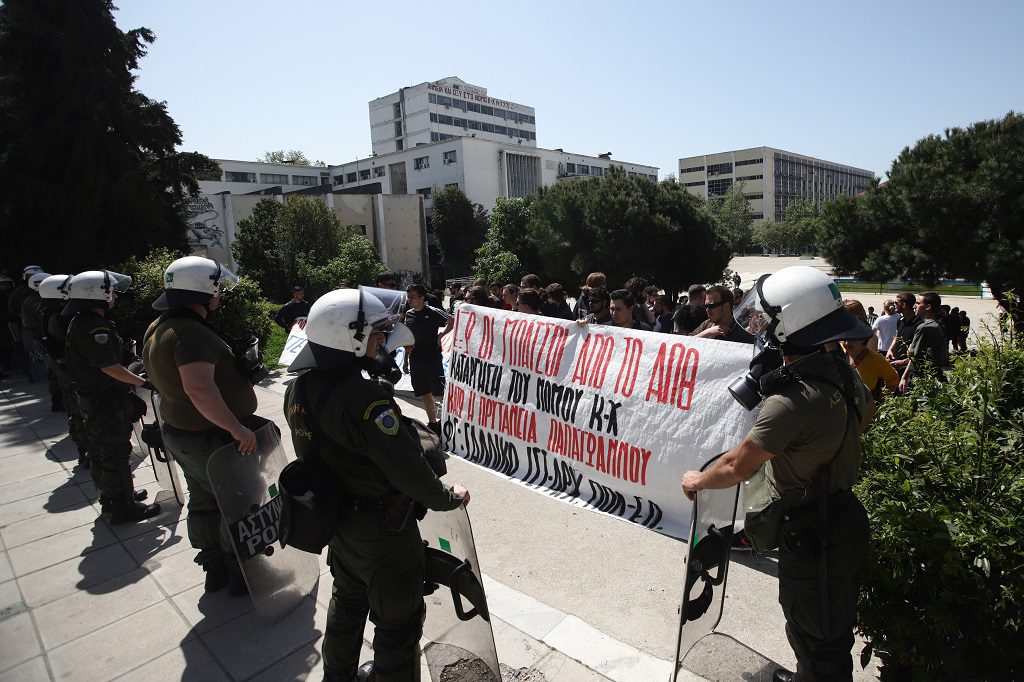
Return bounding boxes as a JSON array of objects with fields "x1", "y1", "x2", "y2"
[
  {"x1": 32, "y1": 567, "x2": 165, "y2": 650},
  {"x1": 113, "y1": 638, "x2": 230, "y2": 682},
  {"x1": 17, "y1": 543, "x2": 138, "y2": 608},
  {"x1": 1, "y1": 498, "x2": 100, "y2": 548},
  {"x1": 543, "y1": 614, "x2": 672, "y2": 682},
  {"x1": 0, "y1": 471, "x2": 72, "y2": 506},
  {"x1": 7, "y1": 520, "x2": 117, "y2": 576},
  {"x1": 171, "y1": 582, "x2": 254, "y2": 635},
  {"x1": 121, "y1": 520, "x2": 189, "y2": 564},
  {"x1": 199, "y1": 595, "x2": 324, "y2": 680},
  {"x1": 46, "y1": 601, "x2": 193, "y2": 682},
  {"x1": 0, "y1": 611, "x2": 42, "y2": 675},
  {"x1": 0, "y1": 485, "x2": 89, "y2": 522},
  {"x1": 0, "y1": 551, "x2": 12, "y2": 584},
  {"x1": 143, "y1": 545, "x2": 207, "y2": 597},
  {"x1": 0, "y1": 656, "x2": 49, "y2": 682}
]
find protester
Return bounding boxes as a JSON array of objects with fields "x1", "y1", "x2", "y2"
[
  {"x1": 871, "y1": 299, "x2": 899, "y2": 355},
  {"x1": 582, "y1": 287, "x2": 611, "y2": 325},
  {"x1": 691, "y1": 286, "x2": 753, "y2": 344},
  {"x1": 886, "y1": 292, "x2": 920, "y2": 376},
  {"x1": 652, "y1": 295, "x2": 677, "y2": 333},
  {"x1": 573, "y1": 271, "x2": 606, "y2": 319},
  {"x1": 274, "y1": 285, "x2": 311, "y2": 332},
  {"x1": 402, "y1": 284, "x2": 452, "y2": 435},
  {"x1": 842, "y1": 300, "x2": 878, "y2": 351},
  {"x1": 899, "y1": 291, "x2": 949, "y2": 393},
  {"x1": 958, "y1": 310, "x2": 971, "y2": 352},
  {"x1": 520, "y1": 273, "x2": 542, "y2": 291},
  {"x1": 500, "y1": 284, "x2": 519, "y2": 311},
  {"x1": 516, "y1": 289, "x2": 542, "y2": 315},
  {"x1": 464, "y1": 286, "x2": 492, "y2": 307},
  {"x1": 447, "y1": 282, "x2": 465, "y2": 314},
  {"x1": 375, "y1": 271, "x2": 399, "y2": 290},
  {"x1": 624, "y1": 277, "x2": 656, "y2": 327},
  {"x1": 608, "y1": 289, "x2": 651, "y2": 331},
  {"x1": 673, "y1": 284, "x2": 708, "y2": 334},
  {"x1": 866, "y1": 306, "x2": 879, "y2": 325},
  {"x1": 541, "y1": 283, "x2": 574, "y2": 320}
]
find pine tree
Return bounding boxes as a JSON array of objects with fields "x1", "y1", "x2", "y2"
[{"x1": 0, "y1": 0, "x2": 219, "y2": 275}]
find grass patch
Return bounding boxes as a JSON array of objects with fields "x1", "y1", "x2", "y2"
[
  {"x1": 838, "y1": 281, "x2": 982, "y2": 297},
  {"x1": 263, "y1": 324, "x2": 288, "y2": 369}
]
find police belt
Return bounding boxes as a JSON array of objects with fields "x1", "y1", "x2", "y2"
[
  {"x1": 347, "y1": 494, "x2": 410, "y2": 515},
  {"x1": 781, "y1": 488, "x2": 854, "y2": 522}
]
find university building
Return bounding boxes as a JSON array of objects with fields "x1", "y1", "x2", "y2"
[
  {"x1": 677, "y1": 147, "x2": 874, "y2": 222},
  {"x1": 369, "y1": 77, "x2": 537, "y2": 154}
]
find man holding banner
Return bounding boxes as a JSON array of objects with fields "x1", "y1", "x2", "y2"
[
  {"x1": 403, "y1": 283, "x2": 452, "y2": 435},
  {"x1": 681, "y1": 266, "x2": 875, "y2": 682}
]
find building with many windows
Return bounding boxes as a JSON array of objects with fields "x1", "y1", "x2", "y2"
[
  {"x1": 369, "y1": 77, "x2": 537, "y2": 155},
  {"x1": 678, "y1": 147, "x2": 875, "y2": 222}
]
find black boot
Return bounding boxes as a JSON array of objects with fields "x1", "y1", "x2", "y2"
[
  {"x1": 203, "y1": 562, "x2": 230, "y2": 592},
  {"x1": 76, "y1": 447, "x2": 89, "y2": 468},
  {"x1": 51, "y1": 394, "x2": 64, "y2": 412},
  {"x1": 772, "y1": 668, "x2": 796, "y2": 682},
  {"x1": 227, "y1": 562, "x2": 249, "y2": 597},
  {"x1": 109, "y1": 500, "x2": 161, "y2": 524},
  {"x1": 356, "y1": 661, "x2": 376, "y2": 681},
  {"x1": 100, "y1": 489, "x2": 148, "y2": 514}
]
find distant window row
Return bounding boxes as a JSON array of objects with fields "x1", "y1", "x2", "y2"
[
  {"x1": 428, "y1": 94, "x2": 536, "y2": 124},
  {"x1": 680, "y1": 165, "x2": 705, "y2": 173},
  {"x1": 707, "y1": 162, "x2": 733, "y2": 175},
  {"x1": 735, "y1": 158, "x2": 763, "y2": 167},
  {"x1": 563, "y1": 163, "x2": 605, "y2": 177},
  {"x1": 751, "y1": 213, "x2": 764, "y2": 219},
  {"x1": 627, "y1": 171, "x2": 659, "y2": 181},
  {"x1": 224, "y1": 171, "x2": 321, "y2": 186},
  {"x1": 745, "y1": 193, "x2": 764, "y2": 199},
  {"x1": 429, "y1": 113, "x2": 537, "y2": 140},
  {"x1": 431, "y1": 132, "x2": 457, "y2": 142},
  {"x1": 683, "y1": 180, "x2": 705, "y2": 187},
  {"x1": 737, "y1": 174, "x2": 763, "y2": 181},
  {"x1": 334, "y1": 166, "x2": 386, "y2": 185}
]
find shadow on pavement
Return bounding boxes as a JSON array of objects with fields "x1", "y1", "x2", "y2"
[
  {"x1": 684, "y1": 632, "x2": 782, "y2": 682},
  {"x1": 729, "y1": 549, "x2": 780, "y2": 579}
]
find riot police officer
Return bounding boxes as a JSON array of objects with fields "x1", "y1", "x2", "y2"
[
  {"x1": 283, "y1": 287, "x2": 470, "y2": 682},
  {"x1": 682, "y1": 266, "x2": 875, "y2": 682},
  {"x1": 26, "y1": 271, "x2": 67, "y2": 410},
  {"x1": 64, "y1": 270, "x2": 160, "y2": 523},
  {"x1": 37, "y1": 274, "x2": 89, "y2": 465},
  {"x1": 142, "y1": 256, "x2": 257, "y2": 595}
]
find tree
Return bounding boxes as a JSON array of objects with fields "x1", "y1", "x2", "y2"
[
  {"x1": 429, "y1": 185, "x2": 488, "y2": 279},
  {"x1": 257, "y1": 150, "x2": 326, "y2": 167},
  {"x1": 232, "y1": 198, "x2": 288, "y2": 301},
  {"x1": 525, "y1": 169, "x2": 730, "y2": 293},
  {"x1": 298, "y1": 236, "x2": 387, "y2": 298},
  {"x1": 704, "y1": 183, "x2": 755, "y2": 254},
  {"x1": 278, "y1": 196, "x2": 345, "y2": 287},
  {"x1": 473, "y1": 197, "x2": 535, "y2": 284},
  {"x1": 0, "y1": 0, "x2": 219, "y2": 275},
  {"x1": 754, "y1": 199, "x2": 819, "y2": 254},
  {"x1": 817, "y1": 112, "x2": 1024, "y2": 313}
]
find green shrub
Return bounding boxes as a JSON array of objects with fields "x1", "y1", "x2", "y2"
[
  {"x1": 212, "y1": 276, "x2": 275, "y2": 361},
  {"x1": 855, "y1": 323, "x2": 1024, "y2": 680}
]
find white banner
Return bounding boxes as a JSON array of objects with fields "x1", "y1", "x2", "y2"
[
  {"x1": 440, "y1": 305, "x2": 756, "y2": 539},
  {"x1": 277, "y1": 317, "x2": 308, "y2": 367}
]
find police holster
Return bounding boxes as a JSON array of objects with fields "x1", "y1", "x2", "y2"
[{"x1": 423, "y1": 543, "x2": 490, "y2": 623}]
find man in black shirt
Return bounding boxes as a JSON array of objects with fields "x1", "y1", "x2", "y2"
[
  {"x1": 274, "y1": 286, "x2": 311, "y2": 332},
  {"x1": 402, "y1": 284, "x2": 452, "y2": 434},
  {"x1": 583, "y1": 288, "x2": 612, "y2": 325},
  {"x1": 609, "y1": 289, "x2": 652, "y2": 332},
  {"x1": 691, "y1": 285, "x2": 754, "y2": 344},
  {"x1": 673, "y1": 284, "x2": 709, "y2": 334},
  {"x1": 886, "y1": 292, "x2": 920, "y2": 377}
]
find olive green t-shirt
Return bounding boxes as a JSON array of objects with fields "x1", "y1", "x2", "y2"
[
  {"x1": 21, "y1": 291, "x2": 42, "y2": 331},
  {"x1": 284, "y1": 368, "x2": 461, "y2": 512},
  {"x1": 64, "y1": 311, "x2": 123, "y2": 391},
  {"x1": 142, "y1": 314, "x2": 257, "y2": 431},
  {"x1": 748, "y1": 353, "x2": 871, "y2": 495}
]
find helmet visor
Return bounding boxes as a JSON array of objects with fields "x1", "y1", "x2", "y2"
[
  {"x1": 106, "y1": 271, "x2": 133, "y2": 294},
  {"x1": 361, "y1": 285, "x2": 406, "y2": 319},
  {"x1": 733, "y1": 274, "x2": 771, "y2": 338},
  {"x1": 213, "y1": 264, "x2": 239, "y2": 293}
]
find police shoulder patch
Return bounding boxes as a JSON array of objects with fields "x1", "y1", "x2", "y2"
[
  {"x1": 374, "y1": 408, "x2": 401, "y2": 436},
  {"x1": 93, "y1": 332, "x2": 110, "y2": 345}
]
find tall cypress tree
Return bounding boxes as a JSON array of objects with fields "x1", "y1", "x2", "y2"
[{"x1": 0, "y1": 0, "x2": 218, "y2": 274}]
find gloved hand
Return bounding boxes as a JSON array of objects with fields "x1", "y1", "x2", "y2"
[{"x1": 140, "y1": 379, "x2": 157, "y2": 393}]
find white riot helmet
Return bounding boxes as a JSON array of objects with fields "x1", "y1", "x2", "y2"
[
  {"x1": 733, "y1": 266, "x2": 872, "y2": 348},
  {"x1": 289, "y1": 287, "x2": 413, "y2": 372},
  {"x1": 28, "y1": 272, "x2": 52, "y2": 291},
  {"x1": 152, "y1": 256, "x2": 239, "y2": 311},
  {"x1": 62, "y1": 270, "x2": 133, "y2": 316},
  {"x1": 38, "y1": 275, "x2": 72, "y2": 301},
  {"x1": 21, "y1": 265, "x2": 43, "y2": 282}
]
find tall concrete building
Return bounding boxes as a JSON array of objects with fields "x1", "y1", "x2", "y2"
[
  {"x1": 678, "y1": 147, "x2": 875, "y2": 222},
  {"x1": 369, "y1": 77, "x2": 536, "y2": 155}
]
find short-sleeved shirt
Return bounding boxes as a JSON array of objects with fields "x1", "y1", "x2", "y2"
[
  {"x1": 284, "y1": 367, "x2": 461, "y2": 511},
  {"x1": 907, "y1": 318, "x2": 949, "y2": 377},
  {"x1": 871, "y1": 313, "x2": 899, "y2": 354},
  {"x1": 142, "y1": 312, "x2": 257, "y2": 431},
  {"x1": 404, "y1": 305, "x2": 450, "y2": 362},
  {"x1": 65, "y1": 310, "x2": 124, "y2": 392},
  {"x1": 748, "y1": 353, "x2": 871, "y2": 495},
  {"x1": 274, "y1": 299, "x2": 312, "y2": 331},
  {"x1": 691, "y1": 318, "x2": 755, "y2": 344},
  {"x1": 852, "y1": 349, "x2": 899, "y2": 401},
  {"x1": 890, "y1": 314, "x2": 920, "y2": 360}
]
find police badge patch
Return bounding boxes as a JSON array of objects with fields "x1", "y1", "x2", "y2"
[
  {"x1": 374, "y1": 408, "x2": 400, "y2": 436},
  {"x1": 93, "y1": 333, "x2": 109, "y2": 345}
]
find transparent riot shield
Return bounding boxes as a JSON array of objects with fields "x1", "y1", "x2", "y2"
[
  {"x1": 672, "y1": 452, "x2": 740, "y2": 681},
  {"x1": 419, "y1": 505, "x2": 500, "y2": 682},
  {"x1": 207, "y1": 422, "x2": 319, "y2": 622},
  {"x1": 130, "y1": 390, "x2": 186, "y2": 505}
]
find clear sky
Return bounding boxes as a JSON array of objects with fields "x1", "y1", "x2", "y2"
[{"x1": 113, "y1": 0, "x2": 1024, "y2": 180}]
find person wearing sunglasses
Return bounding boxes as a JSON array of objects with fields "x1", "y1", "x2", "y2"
[{"x1": 691, "y1": 285, "x2": 754, "y2": 344}]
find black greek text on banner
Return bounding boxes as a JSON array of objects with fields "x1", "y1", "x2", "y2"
[{"x1": 440, "y1": 304, "x2": 756, "y2": 539}]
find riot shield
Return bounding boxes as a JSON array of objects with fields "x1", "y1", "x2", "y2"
[
  {"x1": 419, "y1": 505, "x2": 500, "y2": 682},
  {"x1": 130, "y1": 390, "x2": 185, "y2": 505},
  {"x1": 207, "y1": 422, "x2": 319, "y2": 622},
  {"x1": 672, "y1": 453, "x2": 740, "y2": 681}
]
